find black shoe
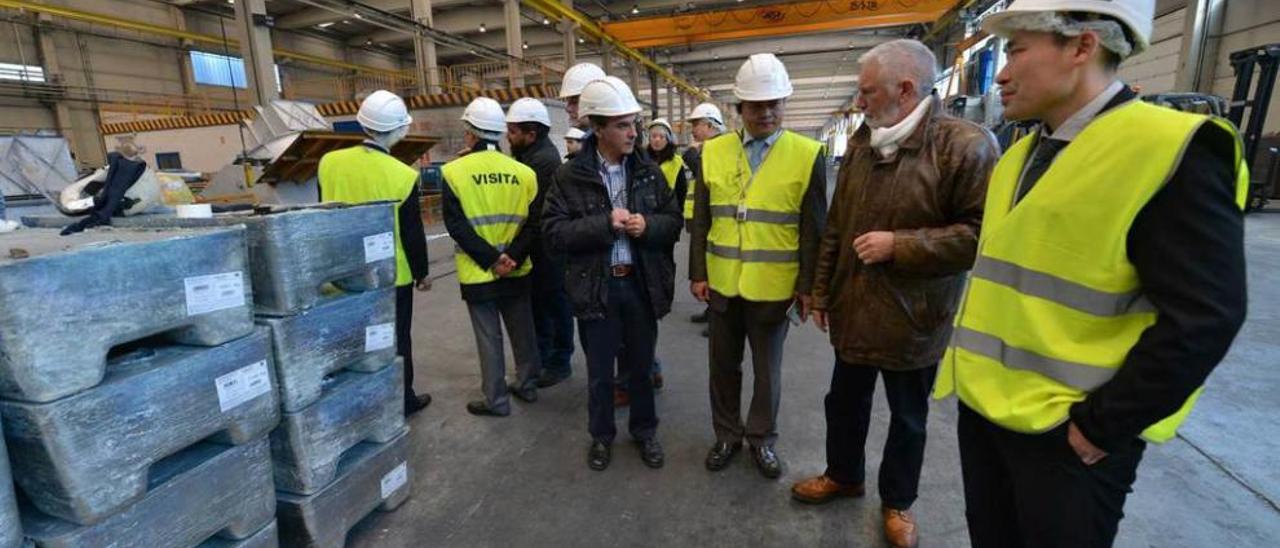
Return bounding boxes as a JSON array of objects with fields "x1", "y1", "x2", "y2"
[
  {"x1": 705, "y1": 441, "x2": 742, "y2": 471},
  {"x1": 690, "y1": 310, "x2": 708, "y2": 323},
  {"x1": 466, "y1": 400, "x2": 509, "y2": 417},
  {"x1": 588, "y1": 441, "x2": 612, "y2": 471},
  {"x1": 508, "y1": 383, "x2": 538, "y2": 403},
  {"x1": 638, "y1": 438, "x2": 665, "y2": 469},
  {"x1": 701, "y1": 327, "x2": 709, "y2": 338},
  {"x1": 405, "y1": 393, "x2": 432, "y2": 416},
  {"x1": 535, "y1": 369, "x2": 571, "y2": 388},
  {"x1": 751, "y1": 445, "x2": 782, "y2": 479}
]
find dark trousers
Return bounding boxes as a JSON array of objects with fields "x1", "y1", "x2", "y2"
[
  {"x1": 531, "y1": 249, "x2": 575, "y2": 377},
  {"x1": 708, "y1": 297, "x2": 789, "y2": 447},
  {"x1": 958, "y1": 403, "x2": 1146, "y2": 548},
  {"x1": 825, "y1": 361, "x2": 935, "y2": 510},
  {"x1": 580, "y1": 276, "x2": 658, "y2": 444},
  {"x1": 395, "y1": 284, "x2": 420, "y2": 404}
]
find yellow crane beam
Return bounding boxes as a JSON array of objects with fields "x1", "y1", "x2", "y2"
[
  {"x1": 522, "y1": 0, "x2": 708, "y2": 100},
  {"x1": 0, "y1": 0, "x2": 402, "y2": 75},
  {"x1": 602, "y1": 0, "x2": 962, "y2": 49}
]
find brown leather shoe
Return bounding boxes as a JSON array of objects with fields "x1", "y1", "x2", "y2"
[
  {"x1": 790, "y1": 475, "x2": 865, "y2": 504},
  {"x1": 613, "y1": 386, "x2": 630, "y2": 407},
  {"x1": 883, "y1": 508, "x2": 919, "y2": 548}
]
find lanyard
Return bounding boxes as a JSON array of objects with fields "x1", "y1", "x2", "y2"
[{"x1": 736, "y1": 131, "x2": 778, "y2": 220}]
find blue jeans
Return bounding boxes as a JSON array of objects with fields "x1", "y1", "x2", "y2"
[{"x1": 581, "y1": 276, "x2": 658, "y2": 443}]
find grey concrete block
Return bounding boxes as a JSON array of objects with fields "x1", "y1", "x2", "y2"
[
  {"x1": 22, "y1": 439, "x2": 276, "y2": 548},
  {"x1": 199, "y1": 520, "x2": 278, "y2": 548},
  {"x1": 0, "y1": 227, "x2": 254, "y2": 403},
  {"x1": 0, "y1": 425, "x2": 22, "y2": 548},
  {"x1": 277, "y1": 431, "x2": 410, "y2": 548},
  {"x1": 25, "y1": 204, "x2": 398, "y2": 316},
  {"x1": 1, "y1": 329, "x2": 280, "y2": 526},
  {"x1": 271, "y1": 360, "x2": 406, "y2": 495},
  {"x1": 258, "y1": 289, "x2": 396, "y2": 413}
]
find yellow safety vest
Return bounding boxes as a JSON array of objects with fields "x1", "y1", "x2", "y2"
[
  {"x1": 318, "y1": 145, "x2": 418, "y2": 286},
  {"x1": 702, "y1": 130, "x2": 823, "y2": 301},
  {"x1": 441, "y1": 149, "x2": 538, "y2": 285},
  {"x1": 656, "y1": 154, "x2": 694, "y2": 221},
  {"x1": 934, "y1": 101, "x2": 1249, "y2": 443}
]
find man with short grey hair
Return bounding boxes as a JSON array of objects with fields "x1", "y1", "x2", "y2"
[{"x1": 791, "y1": 38, "x2": 998, "y2": 547}]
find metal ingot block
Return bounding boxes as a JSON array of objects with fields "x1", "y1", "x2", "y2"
[
  {"x1": 25, "y1": 204, "x2": 398, "y2": 315},
  {"x1": 276, "y1": 431, "x2": 411, "y2": 548},
  {"x1": 0, "y1": 425, "x2": 22, "y2": 548},
  {"x1": 199, "y1": 520, "x2": 278, "y2": 548},
  {"x1": 258, "y1": 288, "x2": 396, "y2": 413},
  {"x1": 1, "y1": 329, "x2": 280, "y2": 525},
  {"x1": 22, "y1": 439, "x2": 276, "y2": 548},
  {"x1": 0, "y1": 227, "x2": 254, "y2": 403},
  {"x1": 270, "y1": 359, "x2": 405, "y2": 495}
]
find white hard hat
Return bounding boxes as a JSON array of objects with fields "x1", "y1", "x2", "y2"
[
  {"x1": 460, "y1": 96, "x2": 507, "y2": 133},
  {"x1": 733, "y1": 53, "x2": 793, "y2": 102},
  {"x1": 565, "y1": 127, "x2": 586, "y2": 141},
  {"x1": 646, "y1": 118, "x2": 673, "y2": 134},
  {"x1": 686, "y1": 102, "x2": 724, "y2": 125},
  {"x1": 505, "y1": 97, "x2": 551, "y2": 127},
  {"x1": 578, "y1": 76, "x2": 643, "y2": 118},
  {"x1": 982, "y1": 0, "x2": 1154, "y2": 57},
  {"x1": 357, "y1": 90, "x2": 412, "y2": 132},
  {"x1": 559, "y1": 62, "x2": 607, "y2": 99}
]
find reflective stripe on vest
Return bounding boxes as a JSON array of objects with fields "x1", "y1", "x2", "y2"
[
  {"x1": 318, "y1": 145, "x2": 417, "y2": 286},
  {"x1": 441, "y1": 150, "x2": 538, "y2": 285},
  {"x1": 701, "y1": 130, "x2": 823, "y2": 301},
  {"x1": 934, "y1": 101, "x2": 1248, "y2": 444}
]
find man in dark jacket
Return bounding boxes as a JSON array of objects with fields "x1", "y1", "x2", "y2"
[
  {"x1": 507, "y1": 98, "x2": 575, "y2": 388},
  {"x1": 790, "y1": 40, "x2": 997, "y2": 548},
  {"x1": 542, "y1": 77, "x2": 682, "y2": 471}
]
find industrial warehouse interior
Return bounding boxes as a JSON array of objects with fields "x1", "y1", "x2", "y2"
[{"x1": 1, "y1": 0, "x2": 1279, "y2": 547}]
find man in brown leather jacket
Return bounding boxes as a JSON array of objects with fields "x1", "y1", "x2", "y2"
[{"x1": 790, "y1": 39, "x2": 998, "y2": 548}]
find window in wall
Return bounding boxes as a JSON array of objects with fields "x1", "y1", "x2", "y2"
[
  {"x1": 0, "y1": 62, "x2": 44, "y2": 82},
  {"x1": 189, "y1": 51, "x2": 281, "y2": 92},
  {"x1": 155, "y1": 152, "x2": 183, "y2": 170}
]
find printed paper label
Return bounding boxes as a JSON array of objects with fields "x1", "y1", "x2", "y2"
[
  {"x1": 364, "y1": 232, "x2": 395, "y2": 263},
  {"x1": 365, "y1": 323, "x2": 395, "y2": 353},
  {"x1": 380, "y1": 462, "x2": 408, "y2": 499},
  {"x1": 215, "y1": 360, "x2": 271, "y2": 412},
  {"x1": 185, "y1": 271, "x2": 246, "y2": 316}
]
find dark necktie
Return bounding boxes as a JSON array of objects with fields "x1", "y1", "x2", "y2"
[{"x1": 1015, "y1": 138, "x2": 1069, "y2": 204}]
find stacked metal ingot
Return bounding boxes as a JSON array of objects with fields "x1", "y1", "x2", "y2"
[
  {"x1": 0, "y1": 227, "x2": 281, "y2": 547},
  {"x1": 73, "y1": 204, "x2": 415, "y2": 548}
]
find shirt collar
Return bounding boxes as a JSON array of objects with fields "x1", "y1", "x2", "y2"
[
  {"x1": 595, "y1": 150, "x2": 624, "y2": 171},
  {"x1": 361, "y1": 139, "x2": 389, "y2": 153},
  {"x1": 742, "y1": 129, "x2": 783, "y2": 148},
  {"x1": 1044, "y1": 80, "x2": 1125, "y2": 142}
]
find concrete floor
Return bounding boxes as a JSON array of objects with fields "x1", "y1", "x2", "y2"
[{"x1": 347, "y1": 214, "x2": 1280, "y2": 547}]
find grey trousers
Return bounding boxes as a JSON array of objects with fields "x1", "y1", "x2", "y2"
[
  {"x1": 708, "y1": 296, "x2": 791, "y2": 447},
  {"x1": 466, "y1": 293, "x2": 541, "y2": 413}
]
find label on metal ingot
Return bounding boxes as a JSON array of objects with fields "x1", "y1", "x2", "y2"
[
  {"x1": 380, "y1": 462, "x2": 408, "y2": 499},
  {"x1": 365, "y1": 322, "x2": 395, "y2": 353},
  {"x1": 215, "y1": 360, "x2": 271, "y2": 412},
  {"x1": 184, "y1": 271, "x2": 246, "y2": 316},
  {"x1": 364, "y1": 232, "x2": 395, "y2": 263}
]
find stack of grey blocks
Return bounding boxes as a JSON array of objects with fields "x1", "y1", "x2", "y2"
[
  {"x1": 0, "y1": 227, "x2": 281, "y2": 547},
  {"x1": 56, "y1": 203, "x2": 414, "y2": 548}
]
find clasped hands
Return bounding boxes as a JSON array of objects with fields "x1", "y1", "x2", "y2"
[{"x1": 611, "y1": 208, "x2": 646, "y2": 238}]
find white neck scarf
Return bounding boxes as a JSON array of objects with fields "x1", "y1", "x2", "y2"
[{"x1": 868, "y1": 97, "x2": 932, "y2": 158}]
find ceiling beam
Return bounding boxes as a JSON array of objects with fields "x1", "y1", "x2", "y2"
[
  {"x1": 602, "y1": 0, "x2": 960, "y2": 48},
  {"x1": 276, "y1": 0, "x2": 475, "y2": 30},
  {"x1": 660, "y1": 32, "x2": 887, "y2": 64}
]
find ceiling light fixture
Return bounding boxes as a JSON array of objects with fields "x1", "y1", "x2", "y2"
[
  {"x1": 522, "y1": 41, "x2": 529, "y2": 50},
  {"x1": 542, "y1": 17, "x2": 551, "y2": 25},
  {"x1": 478, "y1": 23, "x2": 487, "y2": 33},
  {"x1": 317, "y1": 22, "x2": 334, "y2": 28},
  {"x1": 578, "y1": 37, "x2": 585, "y2": 44},
  {"x1": 631, "y1": 4, "x2": 639, "y2": 14}
]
